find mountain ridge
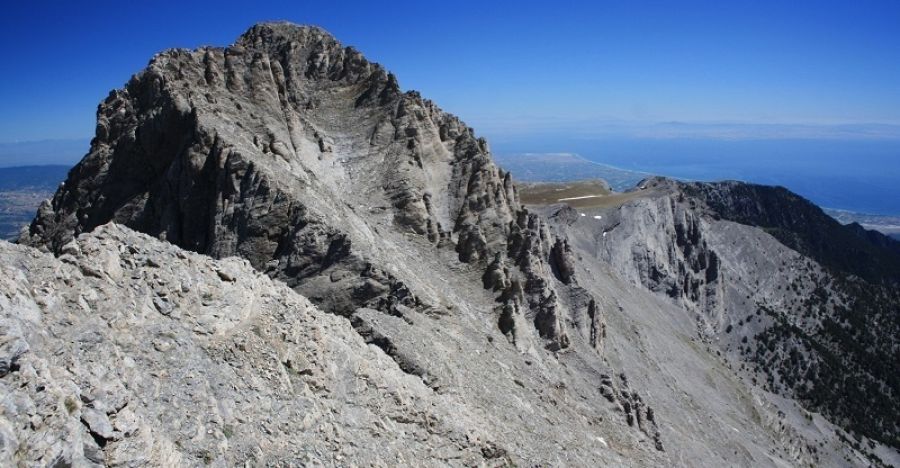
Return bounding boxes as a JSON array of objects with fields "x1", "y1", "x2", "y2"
[
  {"x1": 525, "y1": 175, "x2": 900, "y2": 452},
  {"x1": 676, "y1": 178, "x2": 900, "y2": 282}
]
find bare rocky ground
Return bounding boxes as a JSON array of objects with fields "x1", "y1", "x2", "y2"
[
  {"x1": 2, "y1": 225, "x2": 508, "y2": 466},
  {"x1": 533, "y1": 177, "x2": 900, "y2": 467},
  {"x1": 2, "y1": 225, "x2": 668, "y2": 466},
  {"x1": 3, "y1": 22, "x2": 898, "y2": 467},
  {"x1": 5, "y1": 221, "x2": 893, "y2": 467}
]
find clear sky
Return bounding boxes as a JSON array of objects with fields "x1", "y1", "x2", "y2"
[{"x1": 2, "y1": 0, "x2": 900, "y2": 142}]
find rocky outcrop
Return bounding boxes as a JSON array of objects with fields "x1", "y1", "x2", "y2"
[
  {"x1": 575, "y1": 178, "x2": 725, "y2": 324},
  {"x1": 3, "y1": 225, "x2": 676, "y2": 465},
  {"x1": 598, "y1": 373, "x2": 663, "y2": 452},
  {"x1": 0, "y1": 224, "x2": 509, "y2": 466}
]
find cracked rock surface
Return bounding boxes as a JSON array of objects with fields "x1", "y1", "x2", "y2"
[{"x1": 1, "y1": 224, "x2": 511, "y2": 466}]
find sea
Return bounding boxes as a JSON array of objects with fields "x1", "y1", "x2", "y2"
[{"x1": 493, "y1": 137, "x2": 900, "y2": 216}]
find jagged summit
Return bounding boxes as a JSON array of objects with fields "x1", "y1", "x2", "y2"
[
  {"x1": 21, "y1": 20, "x2": 579, "y2": 351},
  {"x1": 233, "y1": 21, "x2": 399, "y2": 88},
  {"x1": 240, "y1": 21, "x2": 332, "y2": 38},
  {"x1": 233, "y1": 23, "x2": 356, "y2": 56}
]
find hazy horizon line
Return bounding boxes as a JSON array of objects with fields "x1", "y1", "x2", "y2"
[
  {"x1": 474, "y1": 119, "x2": 900, "y2": 141},
  {"x1": 8, "y1": 120, "x2": 900, "y2": 145}
]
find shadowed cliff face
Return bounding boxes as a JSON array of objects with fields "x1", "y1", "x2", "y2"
[{"x1": 679, "y1": 179, "x2": 900, "y2": 283}]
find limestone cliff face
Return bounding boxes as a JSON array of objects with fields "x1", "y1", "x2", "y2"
[
  {"x1": 22, "y1": 22, "x2": 591, "y2": 352},
  {"x1": 591, "y1": 179, "x2": 724, "y2": 323},
  {"x1": 561, "y1": 176, "x2": 900, "y2": 452}
]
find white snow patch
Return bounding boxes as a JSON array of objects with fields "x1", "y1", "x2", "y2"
[
  {"x1": 593, "y1": 215, "x2": 602, "y2": 220},
  {"x1": 557, "y1": 194, "x2": 605, "y2": 201},
  {"x1": 579, "y1": 213, "x2": 586, "y2": 217}
]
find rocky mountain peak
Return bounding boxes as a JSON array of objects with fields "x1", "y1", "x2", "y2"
[
  {"x1": 238, "y1": 22, "x2": 335, "y2": 45},
  {"x1": 22, "y1": 21, "x2": 592, "y2": 355}
]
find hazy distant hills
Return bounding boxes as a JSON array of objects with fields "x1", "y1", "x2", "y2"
[
  {"x1": 0, "y1": 165, "x2": 70, "y2": 191},
  {"x1": 825, "y1": 208, "x2": 900, "y2": 241},
  {"x1": 0, "y1": 165, "x2": 69, "y2": 239},
  {"x1": 0, "y1": 139, "x2": 85, "y2": 238},
  {"x1": 493, "y1": 153, "x2": 647, "y2": 190}
]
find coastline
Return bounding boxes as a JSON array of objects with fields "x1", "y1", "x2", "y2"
[{"x1": 495, "y1": 152, "x2": 900, "y2": 236}]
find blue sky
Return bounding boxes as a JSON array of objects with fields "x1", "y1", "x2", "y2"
[{"x1": 2, "y1": 0, "x2": 900, "y2": 142}]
